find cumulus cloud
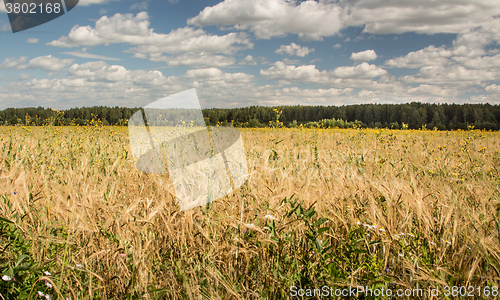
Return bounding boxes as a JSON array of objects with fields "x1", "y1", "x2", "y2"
[
  {"x1": 260, "y1": 61, "x2": 387, "y2": 86},
  {"x1": 186, "y1": 68, "x2": 255, "y2": 83},
  {"x1": 78, "y1": 0, "x2": 120, "y2": 6},
  {"x1": 350, "y1": 50, "x2": 377, "y2": 61},
  {"x1": 130, "y1": 0, "x2": 150, "y2": 10},
  {"x1": 261, "y1": 62, "x2": 323, "y2": 82},
  {"x1": 239, "y1": 55, "x2": 257, "y2": 65},
  {"x1": 461, "y1": 54, "x2": 500, "y2": 69},
  {"x1": 188, "y1": 0, "x2": 344, "y2": 40},
  {"x1": 48, "y1": 12, "x2": 252, "y2": 55},
  {"x1": 407, "y1": 84, "x2": 461, "y2": 97},
  {"x1": 188, "y1": 0, "x2": 500, "y2": 40},
  {"x1": 27, "y1": 55, "x2": 74, "y2": 72},
  {"x1": 343, "y1": 0, "x2": 500, "y2": 35},
  {"x1": 27, "y1": 38, "x2": 39, "y2": 44},
  {"x1": 0, "y1": 57, "x2": 28, "y2": 69},
  {"x1": 385, "y1": 46, "x2": 452, "y2": 68},
  {"x1": 485, "y1": 84, "x2": 500, "y2": 93},
  {"x1": 275, "y1": 43, "x2": 314, "y2": 57},
  {"x1": 332, "y1": 62, "x2": 387, "y2": 78},
  {"x1": 68, "y1": 61, "x2": 168, "y2": 85},
  {"x1": 62, "y1": 51, "x2": 122, "y2": 61},
  {"x1": 150, "y1": 52, "x2": 235, "y2": 67},
  {"x1": 402, "y1": 65, "x2": 500, "y2": 86},
  {"x1": 1, "y1": 56, "x2": 72, "y2": 72}
]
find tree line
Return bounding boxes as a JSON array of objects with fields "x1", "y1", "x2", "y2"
[{"x1": 0, "y1": 102, "x2": 499, "y2": 130}]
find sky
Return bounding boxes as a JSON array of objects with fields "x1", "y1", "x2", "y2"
[{"x1": 1, "y1": 0, "x2": 500, "y2": 109}]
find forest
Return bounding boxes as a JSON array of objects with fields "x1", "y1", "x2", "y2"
[{"x1": 0, "y1": 102, "x2": 499, "y2": 130}]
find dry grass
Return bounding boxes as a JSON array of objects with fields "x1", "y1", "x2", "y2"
[{"x1": 1, "y1": 125, "x2": 499, "y2": 299}]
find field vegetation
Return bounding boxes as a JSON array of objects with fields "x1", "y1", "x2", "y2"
[{"x1": 1, "y1": 124, "x2": 500, "y2": 299}]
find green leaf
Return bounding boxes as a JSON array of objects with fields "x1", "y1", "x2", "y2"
[
  {"x1": 15, "y1": 254, "x2": 29, "y2": 267},
  {"x1": 313, "y1": 218, "x2": 328, "y2": 228},
  {"x1": 0, "y1": 216, "x2": 14, "y2": 224},
  {"x1": 315, "y1": 238, "x2": 322, "y2": 252},
  {"x1": 317, "y1": 227, "x2": 329, "y2": 235}
]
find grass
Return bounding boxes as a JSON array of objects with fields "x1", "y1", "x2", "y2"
[{"x1": 0, "y1": 125, "x2": 499, "y2": 299}]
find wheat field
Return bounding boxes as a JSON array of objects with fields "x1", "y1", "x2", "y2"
[{"x1": 1, "y1": 125, "x2": 499, "y2": 299}]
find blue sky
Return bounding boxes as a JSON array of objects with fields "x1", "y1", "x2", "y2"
[{"x1": 1, "y1": 0, "x2": 500, "y2": 109}]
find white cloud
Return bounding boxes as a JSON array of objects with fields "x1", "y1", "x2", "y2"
[
  {"x1": 62, "y1": 51, "x2": 122, "y2": 61},
  {"x1": 0, "y1": 55, "x2": 73, "y2": 72},
  {"x1": 343, "y1": 0, "x2": 500, "y2": 35},
  {"x1": 0, "y1": 57, "x2": 28, "y2": 69},
  {"x1": 260, "y1": 61, "x2": 387, "y2": 86},
  {"x1": 350, "y1": 49, "x2": 377, "y2": 61},
  {"x1": 47, "y1": 12, "x2": 252, "y2": 56},
  {"x1": 462, "y1": 54, "x2": 500, "y2": 69},
  {"x1": 261, "y1": 61, "x2": 323, "y2": 82},
  {"x1": 402, "y1": 65, "x2": 500, "y2": 86},
  {"x1": 78, "y1": 0, "x2": 120, "y2": 6},
  {"x1": 125, "y1": 28, "x2": 251, "y2": 55},
  {"x1": 239, "y1": 55, "x2": 257, "y2": 65},
  {"x1": 188, "y1": 0, "x2": 500, "y2": 40},
  {"x1": 385, "y1": 46, "x2": 452, "y2": 68},
  {"x1": 332, "y1": 62, "x2": 387, "y2": 78},
  {"x1": 407, "y1": 84, "x2": 461, "y2": 97},
  {"x1": 27, "y1": 55, "x2": 74, "y2": 72},
  {"x1": 130, "y1": 0, "x2": 150, "y2": 10},
  {"x1": 333, "y1": 43, "x2": 341, "y2": 49},
  {"x1": 275, "y1": 43, "x2": 314, "y2": 57},
  {"x1": 68, "y1": 61, "x2": 168, "y2": 85},
  {"x1": 485, "y1": 84, "x2": 500, "y2": 93},
  {"x1": 188, "y1": 0, "x2": 344, "y2": 40},
  {"x1": 150, "y1": 52, "x2": 235, "y2": 67},
  {"x1": 186, "y1": 68, "x2": 255, "y2": 83},
  {"x1": 282, "y1": 58, "x2": 303, "y2": 65},
  {"x1": 27, "y1": 38, "x2": 39, "y2": 44}
]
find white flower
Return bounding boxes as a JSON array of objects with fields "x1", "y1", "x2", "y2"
[
  {"x1": 379, "y1": 228, "x2": 386, "y2": 233},
  {"x1": 44, "y1": 271, "x2": 51, "y2": 276},
  {"x1": 394, "y1": 234, "x2": 400, "y2": 239},
  {"x1": 347, "y1": 205, "x2": 353, "y2": 211},
  {"x1": 45, "y1": 295, "x2": 53, "y2": 300},
  {"x1": 264, "y1": 215, "x2": 276, "y2": 220},
  {"x1": 408, "y1": 233, "x2": 415, "y2": 237},
  {"x1": 245, "y1": 223, "x2": 254, "y2": 228},
  {"x1": 76, "y1": 264, "x2": 83, "y2": 268},
  {"x1": 355, "y1": 220, "x2": 361, "y2": 225},
  {"x1": 430, "y1": 241, "x2": 437, "y2": 246},
  {"x1": 399, "y1": 233, "x2": 405, "y2": 236},
  {"x1": 433, "y1": 217, "x2": 438, "y2": 222},
  {"x1": 2, "y1": 275, "x2": 12, "y2": 281},
  {"x1": 263, "y1": 226, "x2": 270, "y2": 230},
  {"x1": 45, "y1": 281, "x2": 53, "y2": 289},
  {"x1": 398, "y1": 253, "x2": 404, "y2": 257},
  {"x1": 31, "y1": 155, "x2": 35, "y2": 158},
  {"x1": 38, "y1": 291, "x2": 45, "y2": 297}
]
